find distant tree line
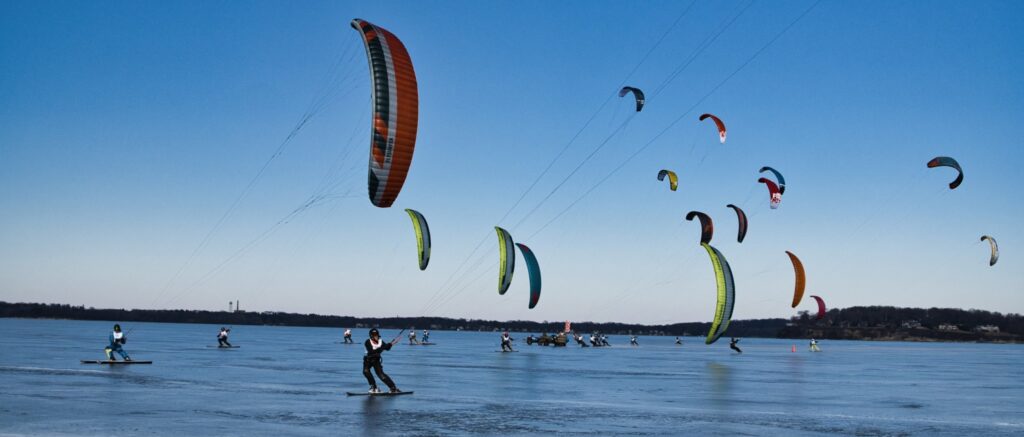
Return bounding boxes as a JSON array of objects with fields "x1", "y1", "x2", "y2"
[
  {"x1": 0, "y1": 301, "x2": 783, "y2": 336},
  {"x1": 1, "y1": 302, "x2": 1019, "y2": 342},
  {"x1": 778, "y1": 306, "x2": 1022, "y2": 343}
]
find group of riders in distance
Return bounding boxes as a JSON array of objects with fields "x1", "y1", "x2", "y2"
[{"x1": 93, "y1": 324, "x2": 822, "y2": 394}]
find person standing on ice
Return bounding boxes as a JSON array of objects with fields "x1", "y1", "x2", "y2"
[
  {"x1": 500, "y1": 331, "x2": 514, "y2": 351},
  {"x1": 104, "y1": 324, "x2": 131, "y2": 361},
  {"x1": 729, "y1": 337, "x2": 742, "y2": 354},
  {"x1": 363, "y1": 328, "x2": 400, "y2": 393},
  {"x1": 217, "y1": 327, "x2": 232, "y2": 347},
  {"x1": 408, "y1": 329, "x2": 419, "y2": 345},
  {"x1": 343, "y1": 328, "x2": 353, "y2": 344}
]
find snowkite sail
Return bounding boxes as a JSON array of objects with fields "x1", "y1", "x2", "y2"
[
  {"x1": 809, "y1": 295, "x2": 826, "y2": 320},
  {"x1": 685, "y1": 211, "x2": 714, "y2": 245},
  {"x1": 786, "y1": 251, "x2": 806, "y2": 308},
  {"x1": 758, "y1": 177, "x2": 782, "y2": 209},
  {"x1": 758, "y1": 166, "x2": 786, "y2": 194},
  {"x1": 702, "y1": 243, "x2": 735, "y2": 345},
  {"x1": 619, "y1": 86, "x2": 645, "y2": 112},
  {"x1": 657, "y1": 169, "x2": 678, "y2": 191},
  {"x1": 404, "y1": 209, "x2": 430, "y2": 270},
  {"x1": 699, "y1": 113, "x2": 727, "y2": 143},
  {"x1": 352, "y1": 19, "x2": 419, "y2": 208},
  {"x1": 516, "y1": 243, "x2": 542, "y2": 309},
  {"x1": 726, "y1": 204, "x2": 747, "y2": 243},
  {"x1": 981, "y1": 235, "x2": 998, "y2": 266},
  {"x1": 926, "y1": 156, "x2": 963, "y2": 190},
  {"x1": 495, "y1": 227, "x2": 515, "y2": 294}
]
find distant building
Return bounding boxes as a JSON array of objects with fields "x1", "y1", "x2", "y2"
[
  {"x1": 901, "y1": 320, "x2": 922, "y2": 329},
  {"x1": 938, "y1": 323, "x2": 959, "y2": 331},
  {"x1": 974, "y1": 325, "x2": 1000, "y2": 333}
]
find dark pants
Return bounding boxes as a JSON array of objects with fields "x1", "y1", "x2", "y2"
[
  {"x1": 363, "y1": 357, "x2": 396, "y2": 390},
  {"x1": 730, "y1": 344, "x2": 742, "y2": 353},
  {"x1": 344, "y1": 336, "x2": 353, "y2": 344},
  {"x1": 501, "y1": 340, "x2": 513, "y2": 351},
  {"x1": 218, "y1": 338, "x2": 232, "y2": 347}
]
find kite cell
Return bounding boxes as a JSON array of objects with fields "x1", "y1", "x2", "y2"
[
  {"x1": 981, "y1": 235, "x2": 999, "y2": 266},
  {"x1": 809, "y1": 295, "x2": 826, "y2": 320},
  {"x1": 685, "y1": 211, "x2": 714, "y2": 245},
  {"x1": 758, "y1": 166, "x2": 786, "y2": 195},
  {"x1": 926, "y1": 156, "x2": 963, "y2": 190},
  {"x1": 658, "y1": 169, "x2": 679, "y2": 191},
  {"x1": 516, "y1": 243, "x2": 542, "y2": 309},
  {"x1": 352, "y1": 19, "x2": 419, "y2": 208},
  {"x1": 619, "y1": 86, "x2": 645, "y2": 112},
  {"x1": 726, "y1": 204, "x2": 747, "y2": 243},
  {"x1": 495, "y1": 227, "x2": 515, "y2": 295},
  {"x1": 699, "y1": 113, "x2": 727, "y2": 143},
  {"x1": 404, "y1": 209, "x2": 431, "y2": 270},
  {"x1": 758, "y1": 177, "x2": 782, "y2": 209},
  {"x1": 702, "y1": 243, "x2": 736, "y2": 345},
  {"x1": 786, "y1": 251, "x2": 806, "y2": 308}
]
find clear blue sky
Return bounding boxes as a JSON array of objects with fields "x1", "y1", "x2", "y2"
[{"x1": 1, "y1": 1, "x2": 1021, "y2": 324}]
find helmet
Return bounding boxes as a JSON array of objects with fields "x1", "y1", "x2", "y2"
[
  {"x1": 369, "y1": 328, "x2": 380, "y2": 337},
  {"x1": 113, "y1": 324, "x2": 121, "y2": 331}
]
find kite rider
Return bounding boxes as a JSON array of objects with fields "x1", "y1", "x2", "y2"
[
  {"x1": 574, "y1": 332, "x2": 588, "y2": 347},
  {"x1": 105, "y1": 324, "x2": 131, "y2": 361},
  {"x1": 729, "y1": 337, "x2": 742, "y2": 354},
  {"x1": 408, "y1": 329, "x2": 419, "y2": 345},
  {"x1": 363, "y1": 328, "x2": 401, "y2": 393},
  {"x1": 343, "y1": 328, "x2": 353, "y2": 344},
  {"x1": 217, "y1": 327, "x2": 232, "y2": 347},
  {"x1": 500, "y1": 331, "x2": 514, "y2": 352},
  {"x1": 422, "y1": 329, "x2": 430, "y2": 343},
  {"x1": 809, "y1": 338, "x2": 821, "y2": 352}
]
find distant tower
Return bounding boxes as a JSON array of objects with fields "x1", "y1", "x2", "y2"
[
  {"x1": 235, "y1": 300, "x2": 240, "y2": 313},
  {"x1": 229, "y1": 301, "x2": 234, "y2": 312}
]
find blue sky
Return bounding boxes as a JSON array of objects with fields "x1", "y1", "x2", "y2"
[{"x1": 1, "y1": 1, "x2": 1021, "y2": 324}]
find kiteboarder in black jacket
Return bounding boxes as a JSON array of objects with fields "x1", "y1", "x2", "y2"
[
  {"x1": 363, "y1": 328, "x2": 400, "y2": 393},
  {"x1": 729, "y1": 337, "x2": 742, "y2": 353}
]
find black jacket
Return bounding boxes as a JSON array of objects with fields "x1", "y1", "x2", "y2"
[{"x1": 364, "y1": 339, "x2": 392, "y2": 359}]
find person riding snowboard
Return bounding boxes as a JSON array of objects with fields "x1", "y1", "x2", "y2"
[
  {"x1": 217, "y1": 327, "x2": 232, "y2": 347},
  {"x1": 574, "y1": 332, "x2": 588, "y2": 347},
  {"x1": 105, "y1": 324, "x2": 131, "y2": 361},
  {"x1": 729, "y1": 337, "x2": 742, "y2": 354},
  {"x1": 363, "y1": 328, "x2": 401, "y2": 393},
  {"x1": 500, "y1": 331, "x2": 514, "y2": 351}
]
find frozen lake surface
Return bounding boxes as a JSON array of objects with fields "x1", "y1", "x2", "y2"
[{"x1": 1, "y1": 318, "x2": 1022, "y2": 436}]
